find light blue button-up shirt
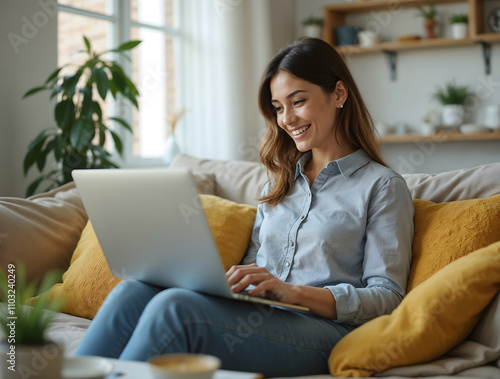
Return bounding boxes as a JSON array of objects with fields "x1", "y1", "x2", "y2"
[{"x1": 242, "y1": 149, "x2": 414, "y2": 326}]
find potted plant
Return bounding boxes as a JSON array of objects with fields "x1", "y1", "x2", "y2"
[
  {"x1": 302, "y1": 16, "x2": 324, "y2": 38},
  {"x1": 450, "y1": 13, "x2": 468, "y2": 39},
  {"x1": 415, "y1": 5, "x2": 438, "y2": 39},
  {"x1": 23, "y1": 36, "x2": 141, "y2": 197},
  {"x1": 432, "y1": 81, "x2": 471, "y2": 128},
  {"x1": 0, "y1": 265, "x2": 63, "y2": 379}
]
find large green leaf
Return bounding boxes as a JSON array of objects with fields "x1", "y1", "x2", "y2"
[
  {"x1": 92, "y1": 67, "x2": 109, "y2": 100},
  {"x1": 80, "y1": 86, "x2": 94, "y2": 119},
  {"x1": 26, "y1": 176, "x2": 45, "y2": 197},
  {"x1": 109, "y1": 66, "x2": 126, "y2": 92},
  {"x1": 93, "y1": 101, "x2": 102, "y2": 121},
  {"x1": 54, "y1": 99, "x2": 75, "y2": 130},
  {"x1": 24, "y1": 131, "x2": 48, "y2": 175},
  {"x1": 97, "y1": 122, "x2": 106, "y2": 147},
  {"x1": 61, "y1": 71, "x2": 83, "y2": 98},
  {"x1": 83, "y1": 36, "x2": 91, "y2": 53},
  {"x1": 54, "y1": 134, "x2": 63, "y2": 161},
  {"x1": 44, "y1": 66, "x2": 64, "y2": 85},
  {"x1": 23, "y1": 86, "x2": 48, "y2": 99},
  {"x1": 116, "y1": 40, "x2": 141, "y2": 51},
  {"x1": 109, "y1": 129, "x2": 123, "y2": 155},
  {"x1": 109, "y1": 117, "x2": 132, "y2": 133},
  {"x1": 70, "y1": 117, "x2": 95, "y2": 153}
]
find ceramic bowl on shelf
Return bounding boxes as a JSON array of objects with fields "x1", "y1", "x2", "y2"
[{"x1": 459, "y1": 124, "x2": 492, "y2": 134}]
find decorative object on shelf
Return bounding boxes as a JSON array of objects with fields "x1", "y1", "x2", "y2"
[
  {"x1": 397, "y1": 35, "x2": 422, "y2": 42},
  {"x1": 162, "y1": 108, "x2": 186, "y2": 165},
  {"x1": 488, "y1": 8, "x2": 500, "y2": 33},
  {"x1": 0, "y1": 265, "x2": 63, "y2": 379},
  {"x1": 415, "y1": 5, "x2": 438, "y2": 39},
  {"x1": 450, "y1": 13, "x2": 468, "y2": 39},
  {"x1": 301, "y1": 16, "x2": 324, "y2": 38},
  {"x1": 22, "y1": 36, "x2": 141, "y2": 196},
  {"x1": 335, "y1": 26, "x2": 361, "y2": 46},
  {"x1": 459, "y1": 124, "x2": 492, "y2": 134},
  {"x1": 421, "y1": 109, "x2": 441, "y2": 136},
  {"x1": 484, "y1": 104, "x2": 500, "y2": 130},
  {"x1": 432, "y1": 80, "x2": 471, "y2": 128},
  {"x1": 357, "y1": 30, "x2": 380, "y2": 47}
]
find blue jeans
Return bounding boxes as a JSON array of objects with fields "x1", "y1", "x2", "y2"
[{"x1": 74, "y1": 280, "x2": 351, "y2": 377}]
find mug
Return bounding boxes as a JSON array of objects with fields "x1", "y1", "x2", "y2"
[
  {"x1": 335, "y1": 26, "x2": 361, "y2": 46},
  {"x1": 357, "y1": 30, "x2": 380, "y2": 47}
]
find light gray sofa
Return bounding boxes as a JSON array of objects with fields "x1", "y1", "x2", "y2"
[{"x1": 1, "y1": 153, "x2": 500, "y2": 378}]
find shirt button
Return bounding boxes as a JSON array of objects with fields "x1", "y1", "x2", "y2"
[
  {"x1": 300, "y1": 216, "x2": 304, "y2": 219},
  {"x1": 290, "y1": 242, "x2": 294, "y2": 247},
  {"x1": 308, "y1": 192, "x2": 311, "y2": 196},
  {"x1": 286, "y1": 261, "x2": 290, "y2": 267}
]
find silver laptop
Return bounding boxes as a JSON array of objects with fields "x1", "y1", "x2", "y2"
[{"x1": 72, "y1": 168, "x2": 308, "y2": 312}]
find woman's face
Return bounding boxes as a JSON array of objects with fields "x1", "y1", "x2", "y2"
[{"x1": 270, "y1": 71, "x2": 342, "y2": 155}]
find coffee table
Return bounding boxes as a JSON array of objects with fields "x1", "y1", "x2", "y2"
[{"x1": 105, "y1": 358, "x2": 263, "y2": 379}]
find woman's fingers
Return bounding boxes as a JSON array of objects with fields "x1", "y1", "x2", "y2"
[
  {"x1": 226, "y1": 264, "x2": 268, "y2": 286},
  {"x1": 229, "y1": 272, "x2": 273, "y2": 293}
]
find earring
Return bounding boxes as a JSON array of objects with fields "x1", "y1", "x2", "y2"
[{"x1": 339, "y1": 103, "x2": 343, "y2": 109}]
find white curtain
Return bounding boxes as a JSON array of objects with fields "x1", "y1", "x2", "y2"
[{"x1": 178, "y1": 0, "x2": 274, "y2": 161}]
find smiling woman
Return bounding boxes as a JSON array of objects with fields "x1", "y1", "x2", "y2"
[
  {"x1": 73, "y1": 38, "x2": 415, "y2": 377},
  {"x1": 259, "y1": 38, "x2": 386, "y2": 206}
]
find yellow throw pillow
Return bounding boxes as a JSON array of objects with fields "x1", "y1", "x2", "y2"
[
  {"x1": 408, "y1": 194, "x2": 500, "y2": 292},
  {"x1": 329, "y1": 241, "x2": 500, "y2": 377},
  {"x1": 39, "y1": 195, "x2": 257, "y2": 319},
  {"x1": 199, "y1": 195, "x2": 257, "y2": 271}
]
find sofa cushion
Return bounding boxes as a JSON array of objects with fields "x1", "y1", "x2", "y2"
[
  {"x1": 328, "y1": 241, "x2": 500, "y2": 377},
  {"x1": 0, "y1": 182, "x2": 88, "y2": 283},
  {"x1": 378, "y1": 291, "x2": 500, "y2": 377},
  {"x1": 39, "y1": 195, "x2": 257, "y2": 319},
  {"x1": 171, "y1": 154, "x2": 268, "y2": 206},
  {"x1": 408, "y1": 194, "x2": 500, "y2": 291},
  {"x1": 403, "y1": 162, "x2": 500, "y2": 202}
]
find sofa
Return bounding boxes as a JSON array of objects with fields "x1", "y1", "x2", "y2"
[{"x1": 1, "y1": 153, "x2": 500, "y2": 378}]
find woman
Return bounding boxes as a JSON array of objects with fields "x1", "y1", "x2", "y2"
[{"x1": 75, "y1": 38, "x2": 414, "y2": 377}]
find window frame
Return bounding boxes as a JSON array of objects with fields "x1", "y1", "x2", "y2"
[{"x1": 58, "y1": 0, "x2": 183, "y2": 167}]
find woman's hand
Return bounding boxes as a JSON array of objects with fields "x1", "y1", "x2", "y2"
[
  {"x1": 226, "y1": 263, "x2": 338, "y2": 319},
  {"x1": 225, "y1": 264, "x2": 298, "y2": 305}
]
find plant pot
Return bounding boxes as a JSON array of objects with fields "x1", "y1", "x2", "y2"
[
  {"x1": 162, "y1": 134, "x2": 181, "y2": 165},
  {"x1": 303, "y1": 25, "x2": 323, "y2": 38},
  {"x1": 0, "y1": 341, "x2": 63, "y2": 379},
  {"x1": 441, "y1": 104, "x2": 465, "y2": 127},
  {"x1": 425, "y1": 19, "x2": 437, "y2": 39},
  {"x1": 451, "y1": 23, "x2": 468, "y2": 39}
]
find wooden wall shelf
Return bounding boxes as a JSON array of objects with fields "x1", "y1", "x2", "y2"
[
  {"x1": 379, "y1": 131, "x2": 500, "y2": 144},
  {"x1": 323, "y1": 0, "x2": 500, "y2": 77}
]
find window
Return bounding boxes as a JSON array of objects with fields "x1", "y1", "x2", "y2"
[{"x1": 58, "y1": 0, "x2": 180, "y2": 162}]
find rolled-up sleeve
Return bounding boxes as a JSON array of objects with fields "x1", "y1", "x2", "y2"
[{"x1": 326, "y1": 176, "x2": 414, "y2": 325}]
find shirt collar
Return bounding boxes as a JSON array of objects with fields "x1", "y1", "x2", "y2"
[{"x1": 295, "y1": 149, "x2": 371, "y2": 180}]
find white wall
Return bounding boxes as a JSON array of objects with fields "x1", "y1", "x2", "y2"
[
  {"x1": 294, "y1": 0, "x2": 500, "y2": 174},
  {"x1": 0, "y1": 0, "x2": 57, "y2": 197}
]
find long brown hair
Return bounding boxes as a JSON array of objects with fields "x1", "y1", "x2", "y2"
[{"x1": 258, "y1": 38, "x2": 387, "y2": 206}]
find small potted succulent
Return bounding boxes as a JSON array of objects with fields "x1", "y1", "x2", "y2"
[
  {"x1": 450, "y1": 13, "x2": 468, "y2": 39},
  {"x1": 0, "y1": 265, "x2": 63, "y2": 379},
  {"x1": 415, "y1": 5, "x2": 438, "y2": 39},
  {"x1": 302, "y1": 16, "x2": 324, "y2": 38},
  {"x1": 432, "y1": 81, "x2": 471, "y2": 128}
]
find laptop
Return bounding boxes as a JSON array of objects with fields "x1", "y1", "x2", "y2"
[{"x1": 72, "y1": 168, "x2": 309, "y2": 312}]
